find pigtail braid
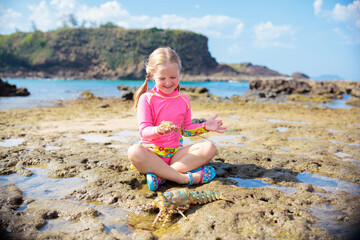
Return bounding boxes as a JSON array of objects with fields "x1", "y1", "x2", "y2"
[{"x1": 133, "y1": 73, "x2": 151, "y2": 111}]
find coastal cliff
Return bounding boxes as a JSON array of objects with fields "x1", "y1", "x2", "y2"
[{"x1": 0, "y1": 27, "x2": 286, "y2": 81}]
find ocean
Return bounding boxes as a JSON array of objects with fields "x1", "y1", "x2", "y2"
[
  {"x1": 0, "y1": 78, "x2": 351, "y2": 110},
  {"x1": 0, "y1": 78, "x2": 248, "y2": 110}
]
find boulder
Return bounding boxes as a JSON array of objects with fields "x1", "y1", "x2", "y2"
[
  {"x1": 350, "y1": 88, "x2": 360, "y2": 98},
  {"x1": 249, "y1": 79, "x2": 311, "y2": 95},
  {"x1": 120, "y1": 90, "x2": 134, "y2": 101},
  {"x1": 310, "y1": 81, "x2": 344, "y2": 99},
  {"x1": 180, "y1": 86, "x2": 209, "y2": 94},
  {"x1": 0, "y1": 78, "x2": 30, "y2": 97}
]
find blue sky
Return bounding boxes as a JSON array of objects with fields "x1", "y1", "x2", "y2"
[{"x1": 1, "y1": 0, "x2": 359, "y2": 80}]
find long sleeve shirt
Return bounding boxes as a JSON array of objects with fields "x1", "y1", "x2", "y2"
[{"x1": 137, "y1": 87, "x2": 207, "y2": 148}]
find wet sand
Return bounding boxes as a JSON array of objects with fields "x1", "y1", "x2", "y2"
[{"x1": 0, "y1": 96, "x2": 360, "y2": 239}]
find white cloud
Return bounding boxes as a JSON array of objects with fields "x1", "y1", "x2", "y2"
[
  {"x1": 29, "y1": 0, "x2": 55, "y2": 31},
  {"x1": 0, "y1": 7, "x2": 22, "y2": 33},
  {"x1": 314, "y1": 0, "x2": 360, "y2": 44},
  {"x1": 0, "y1": 0, "x2": 245, "y2": 40},
  {"x1": 77, "y1": 0, "x2": 129, "y2": 24},
  {"x1": 253, "y1": 21, "x2": 296, "y2": 48},
  {"x1": 314, "y1": 0, "x2": 323, "y2": 16},
  {"x1": 234, "y1": 23, "x2": 244, "y2": 37},
  {"x1": 50, "y1": 0, "x2": 75, "y2": 11},
  {"x1": 314, "y1": 0, "x2": 360, "y2": 27},
  {"x1": 332, "y1": 0, "x2": 360, "y2": 23}
]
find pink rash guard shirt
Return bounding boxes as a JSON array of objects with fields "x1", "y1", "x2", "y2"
[{"x1": 137, "y1": 87, "x2": 206, "y2": 148}]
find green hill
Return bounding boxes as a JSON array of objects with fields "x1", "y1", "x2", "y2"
[
  {"x1": 0, "y1": 27, "x2": 230, "y2": 80},
  {"x1": 0, "y1": 26, "x2": 289, "y2": 81}
]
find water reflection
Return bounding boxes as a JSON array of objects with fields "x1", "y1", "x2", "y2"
[
  {"x1": 297, "y1": 172, "x2": 360, "y2": 195},
  {"x1": 287, "y1": 137, "x2": 315, "y2": 140},
  {"x1": 262, "y1": 118, "x2": 309, "y2": 124},
  {"x1": 0, "y1": 138, "x2": 25, "y2": 147},
  {"x1": 0, "y1": 168, "x2": 86, "y2": 199},
  {"x1": 0, "y1": 167, "x2": 131, "y2": 236},
  {"x1": 330, "y1": 140, "x2": 360, "y2": 147},
  {"x1": 230, "y1": 177, "x2": 297, "y2": 194},
  {"x1": 41, "y1": 201, "x2": 131, "y2": 235},
  {"x1": 79, "y1": 130, "x2": 139, "y2": 145},
  {"x1": 79, "y1": 131, "x2": 255, "y2": 148},
  {"x1": 310, "y1": 205, "x2": 354, "y2": 238},
  {"x1": 276, "y1": 127, "x2": 288, "y2": 132}
]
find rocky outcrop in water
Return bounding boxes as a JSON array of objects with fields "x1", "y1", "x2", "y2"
[
  {"x1": 249, "y1": 79, "x2": 360, "y2": 99},
  {"x1": 249, "y1": 79, "x2": 311, "y2": 95},
  {"x1": 0, "y1": 78, "x2": 30, "y2": 97}
]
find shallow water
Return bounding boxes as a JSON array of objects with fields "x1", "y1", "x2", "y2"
[
  {"x1": 79, "y1": 130, "x2": 140, "y2": 145},
  {"x1": 0, "y1": 168, "x2": 86, "y2": 199},
  {"x1": 0, "y1": 167, "x2": 131, "y2": 236},
  {"x1": 323, "y1": 94, "x2": 352, "y2": 109},
  {"x1": 0, "y1": 79, "x2": 249, "y2": 110},
  {"x1": 230, "y1": 177, "x2": 297, "y2": 194},
  {"x1": 206, "y1": 135, "x2": 253, "y2": 146},
  {"x1": 184, "y1": 134, "x2": 255, "y2": 147},
  {"x1": 330, "y1": 140, "x2": 360, "y2": 147},
  {"x1": 329, "y1": 151, "x2": 354, "y2": 158},
  {"x1": 297, "y1": 172, "x2": 360, "y2": 195},
  {"x1": 79, "y1": 131, "x2": 255, "y2": 148},
  {"x1": 44, "y1": 145, "x2": 61, "y2": 151},
  {"x1": 279, "y1": 146, "x2": 291, "y2": 151},
  {"x1": 327, "y1": 129, "x2": 344, "y2": 133},
  {"x1": 0, "y1": 138, "x2": 25, "y2": 147},
  {"x1": 41, "y1": 200, "x2": 131, "y2": 235},
  {"x1": 287, "y1": 136, "x2": 315, "y2": 141},
  {"x1": 310, "y1": 205, "x2": 355, "y2": 238},
  {"x1": 262, "y1": 118, "x2": 310, "y2": 124},
  {"x1": 276, "y1": 127, "x2": 288, "y2": 132}
]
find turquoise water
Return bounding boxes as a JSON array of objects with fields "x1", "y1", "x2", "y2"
[
  {"x1": 0, "y1": 78, "x2": 352, "y2": 110},
  {"x1": 0, "y1": 78, "x2": 249, "y2": 109}
]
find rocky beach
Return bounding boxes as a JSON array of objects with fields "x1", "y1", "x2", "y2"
[{"x1": 1, "y1": 86, "x2": 360, "y2": 239}]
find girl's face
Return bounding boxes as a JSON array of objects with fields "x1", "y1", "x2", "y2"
[{"x1": 152, "y1": 63, "x2": 180, "y2": 95}]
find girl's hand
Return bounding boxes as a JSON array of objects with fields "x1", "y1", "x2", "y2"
[
  {"x1": 157, "y1": 121, "x2": 178, "y2": 135},
  {"x1": 204, "y1": 114, "x2": 226, "y2": 133}
]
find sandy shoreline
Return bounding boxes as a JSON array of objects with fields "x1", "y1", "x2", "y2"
[{"x1": 1, "y1": 96, "x2": 360, "y2": 239}]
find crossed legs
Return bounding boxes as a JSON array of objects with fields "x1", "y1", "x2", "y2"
[{"x1": 127, "y1": 141, "x2": 216, "y2": 184}]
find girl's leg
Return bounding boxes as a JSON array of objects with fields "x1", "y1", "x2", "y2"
[
  {"x1": 127, "y1": 144, "x2": 189, "y2": 184},
  {"x1": 169, "y1": 141, "x2": 217, "y2": 183}
]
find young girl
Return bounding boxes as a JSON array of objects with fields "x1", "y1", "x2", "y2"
[{"x1": 128, "y1": 47, "x2": 226, "y2": 191}]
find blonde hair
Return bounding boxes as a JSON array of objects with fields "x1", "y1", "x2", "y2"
[{"x1": 133, "y1": 47, "x2": 182, "y2": 110}]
